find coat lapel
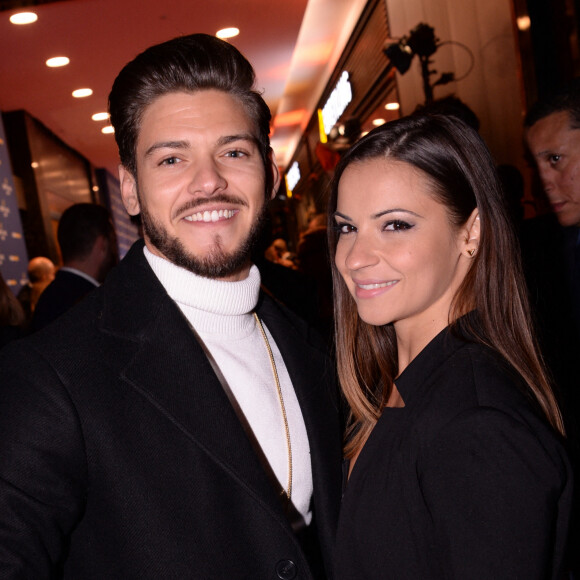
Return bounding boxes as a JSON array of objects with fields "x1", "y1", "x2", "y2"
[
  {"x1": 98, "y1": 242, "x2": 294, "y2": 523},
  {"x1": 257, "y1": 296, "x2": 342, "y2": 548}
]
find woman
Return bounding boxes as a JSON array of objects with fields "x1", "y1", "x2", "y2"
[{"x1": 328, "y1": 114, "x2": 573, "y2": 579}]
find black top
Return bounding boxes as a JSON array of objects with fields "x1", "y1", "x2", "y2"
[{"x1": 335, "y1": 319, "x2": 573, "y2": 579}]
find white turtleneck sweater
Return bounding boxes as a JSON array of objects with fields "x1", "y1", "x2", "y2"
[{"x1": 144, "y1": 247, "x2": 313, "y2": 528}]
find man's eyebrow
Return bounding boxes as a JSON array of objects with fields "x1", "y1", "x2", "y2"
[
  {"x1": 144, "y1": 141, "x2": 189, "y2": 157},
  {"x1": 216, "y1": 133, "x2": 259, "y2": 148}
]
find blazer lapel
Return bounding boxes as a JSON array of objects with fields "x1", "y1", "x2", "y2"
[
  {"x1": 99, "y1": 242, "x2": 295, "y2": 524},
  {"x1": 257, "y1": 296, "x2": 342, "y2": 545}
]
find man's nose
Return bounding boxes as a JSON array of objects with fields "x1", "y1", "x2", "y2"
[
  {"x1": 187, "y1": 157, "x2": 227, "y2": 196},
  {"x1": 537, "y1": 164, "x2": 555, "y2": 191}
]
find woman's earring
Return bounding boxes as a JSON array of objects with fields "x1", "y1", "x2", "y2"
[{"x1": 467, "y1": 248, "x2": 476, "y2": 257}]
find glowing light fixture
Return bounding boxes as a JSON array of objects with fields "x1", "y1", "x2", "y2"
[
  {"x1": 10, "y1": 12, "x2": 37, "y2": 25},
  {"x1": 385, "y1": 102, "x2": 400, "y2": 111},
  {"x1": 372, "y1": 118, "x2": 386, "y2": 126},
  {"x1": 92, "y1": 112, "x2": 109, "y2": 121},
  {"x1": 46, "y1": 56, "x2": 70, "y2": 68},
  {"x1": 517, "y1": 16, "x2": 531, "y2": 31},
  {"x1": 101, "y1": 125, "x2": 114, "y2": 134},
  {"x1": 72, "y1": 88, "x2": 93, "y2": 98},
  {"x1": 216, "y1": 27, "x2": 239, "y2": 39}
]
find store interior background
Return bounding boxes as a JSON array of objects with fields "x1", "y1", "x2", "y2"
[{"x1": 0, "y1": 0, "x2": 578, "y2": 290}]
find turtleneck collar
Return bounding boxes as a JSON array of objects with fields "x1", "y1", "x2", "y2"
[{"x1": 143, "y1": 246, "x2": 261, "y2": 337}]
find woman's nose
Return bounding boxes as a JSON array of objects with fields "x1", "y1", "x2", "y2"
[{"x1": 343, "y1": 232, "x2": 380, "y2": 272}]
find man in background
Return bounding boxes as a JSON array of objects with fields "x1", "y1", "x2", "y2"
[
  {"x1": 0, "y1": 33, "x2": 341, "y2": 579},
  {"x1": 31, "y1": 203, "x2": 117, "y2": 331},
  {"x1": 16, "y1": 255, "x2": 55, "y2": 325},
  {"x1": 524, "y1": 79, "x2": 580, "y2": 575}
]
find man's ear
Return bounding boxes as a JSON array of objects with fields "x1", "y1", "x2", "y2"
[
  {"x1": 268, "y1": 151, "x2": 281, "y2": 201},
  {"x1": 119, "y1": 165, "x2": 141, "y2": 216}
]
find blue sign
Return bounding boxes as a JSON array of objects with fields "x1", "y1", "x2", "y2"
[{"x1": 0, "y1": 114, "x2": 29, "y2": 293}]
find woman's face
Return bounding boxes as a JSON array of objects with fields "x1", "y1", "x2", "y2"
[{"x1": 334, "y1": 158, "x2": 475, "y2": 338}]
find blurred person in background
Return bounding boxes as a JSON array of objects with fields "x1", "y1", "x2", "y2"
[
  {"x1": 31, "y1": 203, "x2": 117, "y2": 332},
  {"x1": 0, "y1": 271, "x2": 25, "y2": 349},
  {"x1": 524, "y1": 79, "x2": 580, "y2": 576},
  {"x1": 16, "y1": 256, "x2": 55, "y2": 327}
]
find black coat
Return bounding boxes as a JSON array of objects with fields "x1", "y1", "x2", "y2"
[
  {"x1": 0, "y1": 240, "x2": 343, "y2": 579},
  {"x1": 335, "y1": 320, "x2": 573, "y2": 579}
]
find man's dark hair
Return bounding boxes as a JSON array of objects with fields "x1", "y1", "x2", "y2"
[
  {"x1": 524, "y1": 78, "x2": 580, "y2": 129},
  {"x1": 108, "y1": 33, "x2": 274, "y2": 195},
  {"x1": 57, "y1": 203, "x2": 115, "y2": 263}
]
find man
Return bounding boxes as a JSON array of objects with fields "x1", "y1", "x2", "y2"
[
  {"x1": 0, "y1": 34, "x2": 341, "y2": 579},
  {"x1": 524, "y1": 80, "x2": 580, "y2": 576},
  {"x1": 31, "y1": 203, "x2": 118, "y2": 331},
  {"x1": 16, "y1": 255, "x2": 55, "y2": 325}
]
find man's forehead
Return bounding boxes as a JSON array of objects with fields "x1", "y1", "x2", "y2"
[
  {"x1": 527, "y1": 110, "x2": 580, "y2": 150},
  {"x1": 138, "y1": 91, "x2": 259, "y2": 143}
]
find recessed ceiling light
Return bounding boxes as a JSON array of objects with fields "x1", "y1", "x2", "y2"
[
  {"x1": 216, "y1": 27, "x2": 239, "y2": 39},
  {"x1": 385, "y1": 102, "x2": 400, "y2": 110},
  {"x1": 92, "y1": 112, "x2": 109, "y2": 121},
  {"x1": 72, "y1": 88, "x2": 93, "y2": 98},
  {"x1": 101, "y1": 125, "x2": 114, "y2": 134},
  {"x1": 373, "y1": 118, "x2": 386, "y2": 126},
  {"x1": 46, "y1": 56, "x2": 70, "y2": 68},
  {"x1": 517, "y1": 16, "x2": 531, "y2": 31},
  {"x1": 10, "y1": 12, "x2": 38, "y2": 25}
]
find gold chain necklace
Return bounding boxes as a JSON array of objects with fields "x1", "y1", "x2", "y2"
[{"x1": 253, "y1": 312, "x2": 292, "y2": 502}]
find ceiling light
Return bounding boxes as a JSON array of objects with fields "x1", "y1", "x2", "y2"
[
  {"x1": 101, "y1": 126, "x2": 114, "y2": 134},
  {"x1": 92, "y1": 112, "x2": 109, "y2": 121},
  {"x1": 10, "y1": 12, "x2": 38, "y2": 25},
  {"x1": 372, "y1": 118, "x2": 386, "y2": 126},
  {"x1": 216, "y1": 27, "x2": 239, "y2": 39},
  {"x1": 72, "y1": 88, "x2": 93, "y2": 98},
  {"x1": 385, "y1": 102, "x2": 400, "y2": 110},
  {"x1": 517, "y1": 16, "x2": 531, "y2": 31},
  {"x1": 46, "y1": 56, "x2": 70, "y2": 68}
]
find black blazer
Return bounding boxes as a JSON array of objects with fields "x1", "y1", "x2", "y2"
[
  {"x1": 335, "y1": 319, "x2": 573, "y2": 579},
  {"x1": 0, "y1": 240, "x2": 343, "y2": 579}
]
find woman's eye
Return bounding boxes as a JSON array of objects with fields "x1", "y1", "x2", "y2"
[
  {"x1": 384, "y1": 220, "x2": 413, "y2": 231},
  {"x1": 335, "y1": 222, "x2": 355, "y2": 235}
]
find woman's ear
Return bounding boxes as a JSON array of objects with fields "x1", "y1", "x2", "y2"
[{"x1": 463, "y1": 208, "x2": 480, "y2": 258}]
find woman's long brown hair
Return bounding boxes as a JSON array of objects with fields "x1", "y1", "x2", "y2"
[{"x1": 327, "y1": 114, "x2": 565, "y2": 458}]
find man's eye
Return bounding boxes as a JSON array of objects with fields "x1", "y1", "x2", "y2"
[
  {"x1": 549, "y1": 154, "x2": 562, "y2": 165},
  {"x1": 160, "y1": 156, "x2": 180, "y2": 166},
  {"x1": 225, "y1": 150, "x2": 246, "y2": 158}
]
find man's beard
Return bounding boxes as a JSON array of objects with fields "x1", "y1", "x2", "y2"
[{"x1": 139, "y1": 194, "x2": 268, "y2": 279}]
